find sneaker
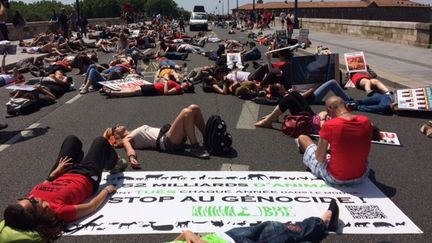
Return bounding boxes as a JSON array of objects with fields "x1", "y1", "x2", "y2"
[
  {"x1": 79, "y1": 84, "x2": 85, "y2": 91},
  {"x1": 190, "y1": 144, "x2": 210, "y2": 159},
  {"x1": 88, "y1": 86, "x2": 96, "y2": 92},
  {"x1": 79, "y1": 89, "x2": 88, "y2": 94},
  {"x1": 110, "y1": 158, "x2": 129, "y2": 174},
  {"x1": 0, "y1": 123, "x2": 7, "y2": 130},
  {"x1": 366, "y1": 90, "x2": 375, "y2": 97}
]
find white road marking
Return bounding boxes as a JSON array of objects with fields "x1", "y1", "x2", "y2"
[
  {"x1": 220, "y1": 163, "x2": 250, "y2": 171},
  {"x1": 0, "y1": 123, "x2": 41, "y2": 152},
  {"x1": 236, "y1": 101, "x2": 260, "y2": 130},
  {"x1": 65, "y1": 94, "x2": 82, "y2": 104}
]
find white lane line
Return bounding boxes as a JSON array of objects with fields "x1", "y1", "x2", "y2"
[
  {"x1": 0, "y1": 123, "x2": 41, "y2": 152},
  {"x1": 235, "y1": 101, "x2": 260, "y2": 130},
  {"x1": 220, "y1": 163, "x2": 250, "y2": 171},
  {"x1": 65, "y1": 94, "x2": 82, "y2": 104}
]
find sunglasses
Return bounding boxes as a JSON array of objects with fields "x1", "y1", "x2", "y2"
[{"x1": 18, "y1": 197, "x2": 39, "y2": 208}]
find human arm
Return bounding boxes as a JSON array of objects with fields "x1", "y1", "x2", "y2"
[
  {"x1": 300, "y1": 83, "x2": 321, "y2": 98},
  {"x1": 315, "y1": 138, "x2": 329, "y2": 163},
  {"x1": 164, "y1": 80, "x2": 182, "y2": 95},
  {"x1": 74, "y1": 185, "x2": 116, "y2": 220},
  {"x1": 175, "y1": 230, "x2": 206, "y2": 243},
  {"x1": 122, "y1": 136, "x2": 139, "y2": 166},
  {"x1": 265, "y1": 52, "x2": 281, "y2": 75},
  {"x1": 45, "y1": 156, "x2": 73, "y2": 182}
]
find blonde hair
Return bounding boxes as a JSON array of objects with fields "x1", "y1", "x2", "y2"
[{"x1": 103, "y1": 127, "x2": 124, "y2": 148}]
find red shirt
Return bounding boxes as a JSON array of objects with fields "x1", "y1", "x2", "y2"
[
  {"x1": 154, "y1": 80, "x2": 183, "y2": 95},
  {"x1": 319, "y1": 115, "x2": 372, "y2": 181},
  {"x1": 29, "y1": 173, "x2": 93, "y2": 222}
]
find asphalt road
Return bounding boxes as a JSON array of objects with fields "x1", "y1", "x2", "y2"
[{"x1": 0, "y1": 26, "x2": 431, "y2": 243}]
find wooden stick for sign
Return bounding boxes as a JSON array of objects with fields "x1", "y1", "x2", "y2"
[{"x1": 265, "y1": 43, "x2": 304, "y2": 55}]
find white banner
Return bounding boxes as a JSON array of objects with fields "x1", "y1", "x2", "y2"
[{"x1": 67, "y1": 171, "x2": 422, "y2": 236}]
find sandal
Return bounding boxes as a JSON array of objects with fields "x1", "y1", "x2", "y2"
[{"x1": 420, "y1": 121, "x2": 432, "y2": 138}]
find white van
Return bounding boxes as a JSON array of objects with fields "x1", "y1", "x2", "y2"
[{"x1": 189, "y1": 11, "x2": 208, "y2": 31}]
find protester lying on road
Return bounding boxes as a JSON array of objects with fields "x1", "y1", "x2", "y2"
[
  {"x1": 102, "y1": 80, "x2": 194, "y2": 97},
  {"x1": 0, "y1": 53, "x2": 24, "y2": 87},
  {"x1": 170, "y1": 199, "x2": 339, "y2": 243},
  {"x1": 347, "y1": 66, "x2": 391, "y2": 97},
  {"x1": 3, "y1": 135, "x2": 122, "y2": 242},
  {"x1": 103, "y1": 104, "x2": 210, "y2": 170}
]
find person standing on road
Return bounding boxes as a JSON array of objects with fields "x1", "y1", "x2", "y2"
[
  {"x1": 0, "y1": 2, "x2": 9, "y2": 40},
  {"x1": 298, "y1": 96, "x2": 373, "y2": 185},
  {"x1": 178, "y1": 16, "x2": 185, "y2": 33},
  {"x1": 286, "y1": 10, "x2": 295, "y2": 39},
  {"x1": 12, "y1": 11, "x2": 26, "y2": 43},
  {"x1": 58, "y1": 8, "x2": 69, "y2": 39},
  {"x1": 279, "y1": 10, "x2": 286, "y2": 30},
  {"x1": 3, "y1": 135, "x2": 122, "y2": 242}
]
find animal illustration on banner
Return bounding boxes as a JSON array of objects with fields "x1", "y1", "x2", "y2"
[
  {"x1": 65, "y1": 171, "x2": 422, "y2": 236},
  {"x1": 396, "y1": 87, "x2": 432, "y2": 111}
]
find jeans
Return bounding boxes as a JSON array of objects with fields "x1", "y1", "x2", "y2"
[
  {"x1": 356, "y1": 94, "x2": 393, "y2": 114},
  {"x1": 243, "y1": 49, "x2": 261, "y2": 62},
  {"x1": 48, "y1": 135, "x2": 118, "y2": 192},
  {"x1": 313, "y1": 79, "x2": 350, "y2": 104},
  {"x1": 85, "y1": 64, "x2": 107, "y2": 89},
  {"x1": 164, "y1": 51, "x2": 187, "y2": 60},
  {"x1": 225, "y1": 218, "x2": 327, "y2": 243},
  {"x1": 159, "y1": 60, "x2": 176, "y2": 68}
]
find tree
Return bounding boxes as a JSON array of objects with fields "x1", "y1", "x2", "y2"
[{"x1": 144, "y1": 0, "x2": 178, "y2": 17}]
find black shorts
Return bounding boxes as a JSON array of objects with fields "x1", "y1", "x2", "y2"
[
  {"x1": 158, "y1": 134, "x2": 186, "y2": 152},
  {"x1": 140, "y1": 84, "x2": 159, "y2": 96}
]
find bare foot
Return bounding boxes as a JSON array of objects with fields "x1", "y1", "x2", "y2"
[
  {"x1": 321, "y1": 210, "x2": 332, "y2": 226},
  {"x1": 255, "y1": 118, "x2": 273, "y2": 128}
]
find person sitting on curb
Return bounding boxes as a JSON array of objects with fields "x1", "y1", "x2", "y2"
[
  {"x1": 297, "y1": 96, "x2": 373, "y2": 185},
  {"x1": 169, "y1": 199, "x2": 339, "y2": 243},
  {"x1": 103, "y1": 104, "x2": 210, "y2": 170},
  {"x1": 2, "y1": 135, "x2": 124, "y2": 242}
]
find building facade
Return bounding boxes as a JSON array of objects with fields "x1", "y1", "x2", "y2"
[{"x1": 234, "y1": 0, "x2": 432, "y2": 23}]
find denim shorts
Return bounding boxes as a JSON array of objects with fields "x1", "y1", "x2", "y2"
[
  {"x1": 158, "y1": 134, "x2": 185, "y2": 152},
  {"x1": 303, "y1": 144, "x2": 368, "y2": 186}
]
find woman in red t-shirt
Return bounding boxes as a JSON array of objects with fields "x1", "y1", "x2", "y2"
[{"x1": 3, "y1": 135, "x2": 121, "y2": 241}]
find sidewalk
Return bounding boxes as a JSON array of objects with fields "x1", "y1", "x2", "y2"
[{"x1": 256, "y1": 27, "x2": 432, "y2": 89}]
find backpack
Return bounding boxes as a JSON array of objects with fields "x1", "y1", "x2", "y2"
[
  {"x1": 204, "y1": 115, "x2": 232, "y2": 155},
  {"x1": 282, "y1": 114, "x2": 313, "y2": 138},
  {"x1": 6, "y1": 98, "x2": 40, "y2": 116},
  {"x1": 0, "y1": 220, "x2": 45, "y2": 243}
]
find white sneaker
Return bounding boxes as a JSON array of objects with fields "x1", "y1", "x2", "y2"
[
  {"x1": 80, "y1": 89, "x2": 88, "y2": 94},
  {"x1": 88, "y1": 86, "x2": 96, "y2": 92}
]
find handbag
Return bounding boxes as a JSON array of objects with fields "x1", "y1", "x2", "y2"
[{"x1": 282, "y1": 113, "x2": 313, "y2": 138}]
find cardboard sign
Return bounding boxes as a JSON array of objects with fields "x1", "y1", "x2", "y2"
[
  {"x1": 5, "y1": 84, "x2": 36, "y2": 91},
  {"x1": 396, "y1": 87, "x2": 432, "y2": 111},
  {"x1": 99, "y1": 76, "x2": 151, "y2": 91},
  {"x1": 291, "y1": 54, "x2": 340, "y2": 86},
  {"x1": 344, "y1": 52, "x2": 367, "y2": 73},
  {"x1": 310, "y1": 131, "x2": 400, "y2": 146},
  {"x1": 298, "y1": 29, "x2": 309, "y2": 44},
  {"x1": 67, "y1": 171, "x2": 422, "y2": 236},
  {"x1": 226, "y1": 53, "x2": 243, "y2": 69}
]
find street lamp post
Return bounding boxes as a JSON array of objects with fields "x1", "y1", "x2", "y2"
[
  {"x1": 227, "y1": 0, "x2": 229, "y2": 15},
  {"x1": 253, "y1": 0, "x2": 255, "y2": 22},
  {"x1": 76, "y1": 0, "x2": 80, "y2": 16},
  {"x1": 294, "y1": 0, "x2": 299, "y2": 28}
]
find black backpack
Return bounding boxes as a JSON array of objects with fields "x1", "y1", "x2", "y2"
[
  {"x1": 204, "y1": 115, "x2": 233, "y2": 155},
  {"x1": 6, "y1": 98, "x2": 40, "y2": 116}
]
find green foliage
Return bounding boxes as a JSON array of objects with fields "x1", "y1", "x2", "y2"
[{"x1": 6, "y1": 0, "x2": 188, "y2": 22}]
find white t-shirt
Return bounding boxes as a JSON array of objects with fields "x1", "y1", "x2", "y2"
[
  {"x1": 128, "y1": 125, "x2": 160, "y2": 149},
  {"x1": 225, "y1": 71, "x2": 250, "y2": 83}
]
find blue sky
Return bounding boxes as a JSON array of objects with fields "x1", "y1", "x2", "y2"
[{"x1": 13, "y1": 0, "x2": 432, "y2": 13}]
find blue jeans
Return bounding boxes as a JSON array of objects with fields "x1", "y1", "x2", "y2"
[
  {"x1": 159, "y1": 60, "x2": 176, "y2": 68},
  {"x1": 86, "y1": 65, "x2": 106, "y2": 90},
  {"x1": 225, "y1": 218, "x2": 326, "y2": 243},
  {"x1": 313, "y1": 79, "x2": 350, "y2": 104},
  {"x1": 356, "y1": 94, "x2": 393, "y2": 114}
]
